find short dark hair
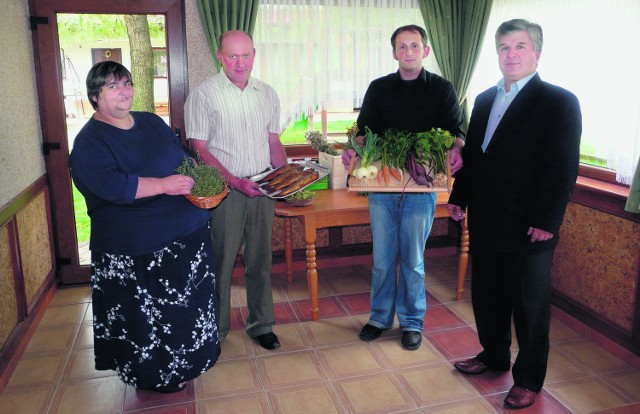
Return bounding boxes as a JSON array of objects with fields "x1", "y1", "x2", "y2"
[
  {"x1": 390, "y1": 25, "x2": 428, "y2": 50},
  {"x1": 495, "y1": 19, "x2": 543, "y2": 52},
  {"x1": 86, "y1": 61, "x2": 132, "y2": 110}
]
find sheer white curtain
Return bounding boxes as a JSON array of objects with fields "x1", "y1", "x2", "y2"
[
  {"x1": 466, "y1": 0, "x2": 640, "y2": 184},
  {"x1": 253, "y1": 0, "x2": 427, "y2": 130}
]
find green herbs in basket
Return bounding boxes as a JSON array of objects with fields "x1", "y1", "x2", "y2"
[{"x1": 176, "y1": 154, "x2": 225, "y2": 197}]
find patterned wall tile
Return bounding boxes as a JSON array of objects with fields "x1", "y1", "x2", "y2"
[
  {"x1": 0, "y1": 224, "x2": 19, "y2": 349},
  {"x1": 552, "y1": 203, "x2": 640, "y2": 332},
  {"x1": 15, "y1": 192, "x2": 53, "y2": 306}
]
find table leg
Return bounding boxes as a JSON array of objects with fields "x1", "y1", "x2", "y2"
[
  {"x1": 456, "y1": 217, "x2": 469, "y2": 300},
  {"x1": 302, "y1": 216, "x2": 319, "y2": 321},
  {"x1": 306, "y1": 242, "x2": 318, "y2": 320},
  {"x1": 284, "y1": 217, "x2": 293, "y2": 283}
]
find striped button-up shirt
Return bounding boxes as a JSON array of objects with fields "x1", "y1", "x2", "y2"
[{"x1": 184, "y1": 72, "x2": 281, "y2": 177}]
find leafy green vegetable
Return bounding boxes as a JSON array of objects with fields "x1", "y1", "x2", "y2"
[
  {"x1": 176, "y1": 154, "x2": 225, "y2": 197},
  {"x1": 286, "y1": 189, "x2": 316, "y2": 200},
  {"x1": 414, "y1": 128, "x2": 455, "y2": 174},
  {"x1": 349, "y1": 126, "x2": 380, "y2": 169}
]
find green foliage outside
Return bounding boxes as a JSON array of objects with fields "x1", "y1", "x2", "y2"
[
  {"x1": 73, "y1": 183, "x2": 90, "y2": 243},
  {"x1": 57, "y1": 14, "x2": 165, "y2": 43},
  {"x1": 280, "y1": 118, "x2": 355, "y2": 145}
]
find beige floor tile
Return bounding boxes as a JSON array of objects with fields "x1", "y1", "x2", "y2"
[
  {"x1": 557, "y1": 340, "x2": 629, "y2": 374},
  {"x1": 549, "y1": 317, "x2": 583, "y2": 343},
  {"x1": 282, "y1": 279, "x2": 334, "y2": 301},
  {"x1": 255, "y1": 350, "x2": 326, "y2": 389},
  {"x1": 5, "y1": 351, "x2": 68, "y2": 390},
  {"x1": 303, "y1": 317, "x2": 361, "y2": 348},
  {"x1": 423, "y1": 397, "x2": 498, "y2": 413},
  {"x1": 600, "y1": 369, "x2": 640, "y2": 401},
  {"x1": 545, "y1": 345, "x2": 591, "y2": 383},
  {"x1": 195, "y1": 359, "x2": 262, "y2": 399},
  {"x1": 445, "y1": 300, "x2": 475, "y2": 325},
  {"x1": 48, "y1": 377, "x2": 126, "y2": 414},
  {"x1": 83, "y1": 305, "x2": 94, "y2": 323},
  {"x1": 427, "y1": 281, "x2": 469, "y2": 304},
  {"x1": 396, "y1": 362, "x2": 480, "y2": 407},
  {"x1": 269, "y1": 382, "x2": 346, "y2": 414},
  {"x1": 49, "y1": 286, "x2": 92, "y2": 306},
  {"x1": 546, "y1": 377, "x2": 629, "y2": 414},
  {"x1": 218, "y1": 330, "x2": 255, "y2": 361},
  {"x1": 38, "y1": 303, "x2": 88, "y2": 327},
  {"x1": 334, "y1": 372, "x2": 415, "y2": 413},
  {"x1": 369, "y1": 336, "x2": 445, "y2": 370},
  {"x1": 325, "y1": 275, "x2": 371, "y2": 295},
  {"x1": 0, "y1": 385, "x2": 54, "y2": 414},
  {"x1": 24, "y1": 324, "x2": 78, "y2": 354},
  {"x1": 62, "y1": 349, "x2": 116, "y2": 381},
  {"x1": 253, "y1": 323, "x2": 312, "y2": 356},
  {"x1": 425, "y1": 265, "x2": 459, "y2": 285},
  {"x1": 197, "y1": 392, "x2": 271, "y2": 414},
  {"x1": 73, "y1": 322, "x2": 94, "y2": 349},
  {"x1": 316, "y1": 342, "x2": 385, "y2": 379}
]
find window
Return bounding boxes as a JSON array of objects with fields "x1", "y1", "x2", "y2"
[
  {"x1": 153, "y1": 47, "x2": 167, "y2": 78},
  {"x1": 253, "y1": 0, "x2": 428, "y2": 145},
  {"x1": 466, "y1": 0, "x2": 640, "y2": 184}
]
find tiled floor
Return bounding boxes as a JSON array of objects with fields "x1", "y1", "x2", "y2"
[{"x1": 2, "y1": 256, "x2": 640, "y2": 413}]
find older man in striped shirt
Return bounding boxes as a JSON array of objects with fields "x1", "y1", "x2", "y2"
[{"x1": 185, "y1": 30, "x2": 287, "y2": 351}]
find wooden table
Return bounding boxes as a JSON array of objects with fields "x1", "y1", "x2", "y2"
[{"x1": 274, "y1": 190, "x2": 469, "y2": 320}]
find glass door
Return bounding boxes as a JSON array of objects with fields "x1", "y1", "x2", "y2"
[{"x1": 32, "y1": 0, "x2": 187, "y2": 284}]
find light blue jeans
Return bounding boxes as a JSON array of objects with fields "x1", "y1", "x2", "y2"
[{"x1": 367, "y1": 192, "x2": 436, "y2": 332}]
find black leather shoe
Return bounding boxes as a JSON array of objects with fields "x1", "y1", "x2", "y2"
[
  {"x1": 401, "y1": 331, "x2": 422, "y2": 350},
  {"x1": 359, "y1": 324, "x2": 386, "y2": 341},
  {"x1": 256, "y1": 332, "x2": 281, "y2": 350}
]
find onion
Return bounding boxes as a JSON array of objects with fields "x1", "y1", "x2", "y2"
[
  {"x1": 355, "y1": 167, "x2": 370, "y2": 179},
  {"x1": 367, "y1": 165, "x2": 378, "y2": 179}
]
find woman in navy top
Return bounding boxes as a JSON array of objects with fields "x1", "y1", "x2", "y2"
[{"x1": 70, "y1": 61, "x2": 220, "y2": 393}]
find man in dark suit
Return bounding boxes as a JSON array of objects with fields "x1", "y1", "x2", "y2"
[{"x1": 447, "y1": 19, "x2": 581, "y2": 409}]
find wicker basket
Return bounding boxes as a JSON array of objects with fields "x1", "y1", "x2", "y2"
[
  {"x1": 185, "y1": 184, "x2": 229, "y2": 209},
  {"x1": 285, "y1": 193, "x2": 317, "y2": 207}
]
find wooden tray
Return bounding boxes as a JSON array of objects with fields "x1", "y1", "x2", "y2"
[{"x1": 347, "y1": 153, "x2": 451, "y2": 193}]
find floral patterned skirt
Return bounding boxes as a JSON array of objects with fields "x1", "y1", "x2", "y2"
[{"x1": 91, "y1": 223, "x2": 220, "y2": 389}]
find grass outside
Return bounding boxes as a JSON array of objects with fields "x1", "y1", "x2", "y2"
[
  {"x1": 280, "y1": 118, "x2": 355, "y2": 145},
  {"x1": 73, "y1": 183, "x2": 91, "y2": 243}
]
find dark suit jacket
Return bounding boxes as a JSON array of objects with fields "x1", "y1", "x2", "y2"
[{"x1": 449, "y1": 74, "x2": 582, "y2": 253}]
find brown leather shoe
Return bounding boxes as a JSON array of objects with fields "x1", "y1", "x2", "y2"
[
  {"x1": 454, "y1": 357, "x2": 490, "y2": 374},
  {"x1": 504, "y1": 385, "x2": 537, "y2": 409}
]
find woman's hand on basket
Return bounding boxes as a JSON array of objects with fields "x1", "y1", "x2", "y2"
[{"x1": 164, "y1": 174, "x2": 195, "y2": 195}]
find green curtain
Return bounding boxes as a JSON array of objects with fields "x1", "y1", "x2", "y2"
[
  {"x1": 417, "y1": 0, "x2": 493, "y2": 130},
  {"x1": 625, "y1": 157, "x2": 640, "y2": 213},
  {"x1": 197, "y1": 0, "x2": 260, "y2": 71}
]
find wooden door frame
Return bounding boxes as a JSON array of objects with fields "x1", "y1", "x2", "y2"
[{"x1": 29, "y1": 0, "x2": 188, "y2": 284}]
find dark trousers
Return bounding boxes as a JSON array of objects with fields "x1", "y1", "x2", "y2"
[
  {"x1": 210, "y1": 190, "x2": 276, "y2": 340},
  {"x1": 471, "y1": 247, "x2": 555, "y2": 391}
]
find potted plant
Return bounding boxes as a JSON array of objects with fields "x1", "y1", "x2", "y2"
[
  {"x1": 176, "y1": 154, "x2": 228, "y2": 209},
  {"x1": 306, "y1": 130, "x2": 345, "y2": 189}
]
